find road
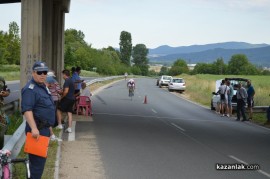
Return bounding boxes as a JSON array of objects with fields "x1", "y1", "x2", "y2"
[{"x1": 73, "y1": 78, "x2": 270, "y2": 179}]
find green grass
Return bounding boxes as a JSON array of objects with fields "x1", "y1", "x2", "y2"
[
  {"x1": 6, "y1": 111, "x2": 23, "y2": 135},
  {"x1": 80, "y1": 70, "x2": 99, "y2": 77},
  {"x1": 0, "y1": 71, "x2": 20, "y2": 81}
]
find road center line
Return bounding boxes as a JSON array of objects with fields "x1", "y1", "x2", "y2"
[
  {"x1": 171, "y1": 123, "x2": 186, "y2": 132},
  {"x1": 229, "y1": 155, "x2": 270, "y2": 178}
]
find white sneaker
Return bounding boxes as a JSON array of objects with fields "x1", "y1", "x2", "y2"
[
  {"x1": 56, "y1": 124, "x2": 63, "y2": 129},
  {"x1": 65, "y1": 127, "x2": 72, "y2": 133},
  {"x1": 50, "y1": 134, "x2": 56, "y2": 141},
  {"x1": 50, "y1": 134, "x2": 62, "y2": 142}
]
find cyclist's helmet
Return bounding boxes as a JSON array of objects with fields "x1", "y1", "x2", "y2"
[{"x1": 128, "y1": 79, "x2": 135, "y2": 84}]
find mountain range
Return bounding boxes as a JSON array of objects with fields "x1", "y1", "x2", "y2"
[{"x1": 148, "y1": 42, "x2": 270, "y2": 67}]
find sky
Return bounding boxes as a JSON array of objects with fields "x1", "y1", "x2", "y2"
[{"x1": 1, "y1": 0, "x2": 270, "y2": 49}]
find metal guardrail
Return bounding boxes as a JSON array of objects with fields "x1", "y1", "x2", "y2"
[
  {"x1": 253, "y1": 106, "x2": 269, "y2": 113},
  {"x1": 1, "y1": 76, "x2": 122, "y2": 158}
]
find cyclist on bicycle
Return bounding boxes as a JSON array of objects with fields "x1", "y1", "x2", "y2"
[
  {"x1": 127, "y1": 79, "x2": 135, "y2": 89},
  {"x1": 124, "y1": 72, "x2": 128, "y2": 81},
  {"x1": 127, "y1": 79, "x2": 135, "y2": 97}
]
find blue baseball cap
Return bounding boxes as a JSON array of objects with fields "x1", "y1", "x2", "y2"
[
  {"x1": 46, "y1": 76, "x2": 56, "y2": 84},
  {"x1": 32, "y1": 61, "x2": 49, "y2": 72}
]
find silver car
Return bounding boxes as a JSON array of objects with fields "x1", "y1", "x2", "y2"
[
  {"x1": 168, "y1": 78, "x2": 186, "y2": 93},
  {"x1": 158, "y1": 75, "x2": 172, "y2": 88}
]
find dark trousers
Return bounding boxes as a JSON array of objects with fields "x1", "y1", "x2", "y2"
[
  {"x1": 267, "y1": 106, "x2": 270, "y2": 122},
  {"x1": 237, "y1": 99, "x2": 247, "y2": 120},
  {"x1": 29, "y1": 128, "x2": 50, "y2": 179}
]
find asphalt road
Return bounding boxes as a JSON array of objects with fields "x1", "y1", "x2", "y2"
[{"x1": 75, "y1": 78, "x2": 270, "y2": 179}]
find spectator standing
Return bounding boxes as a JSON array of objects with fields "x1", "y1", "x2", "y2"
[
  {"x1": 227, "y1": 80, "x2": 234, "y2": 117},
  {"x1": 218, "y1": 80, "x2": 229, "y2": 117},
  {"x1": 267, "y1": 104, "x2": 270, "y2": 125},
  {"x1": 21, "y1": 61, "x2": 55, "y2": 178},
  {"x1": 247, "y1": 80, "x2": 255, "y2": 120},
  {"x1": 0, "y1": 76, "x2": 10, "y2": 126},
  {"x1": 46, "y1": 72, "x2": 62, "y2": 141},
  {"x1": 57, "y1": 69, "x2": 75, "y2": 133},
  {"x1": 236, "y1": 83, "x2": 248, "y2": 121},
  {"x1": 0, "y1": 76, "x2": 10, "y2": 148},
  {"x1": 71, "y1": 66, "x2": 84, "y2": 96}
]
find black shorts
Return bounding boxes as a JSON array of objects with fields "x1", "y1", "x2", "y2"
[
  {"x1": 58, "y1": 98, "x2": 75, "y2": 113},
  {"x1": 247, "y1": 98, "x2": 254, "y2": 108}
]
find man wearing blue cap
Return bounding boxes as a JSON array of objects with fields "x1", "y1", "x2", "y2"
[{"x1": 21, "y1": 61, "x2": 56, "y2": 179}]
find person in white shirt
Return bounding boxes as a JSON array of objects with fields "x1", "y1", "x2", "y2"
[
  {"x1": 80, "y1": 82, "x2": 92, "y2": 99},
  {"x1": 218, "y1": 79, "x2": 230, "y2": 117}
]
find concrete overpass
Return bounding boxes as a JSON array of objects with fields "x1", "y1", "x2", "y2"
[{"x1": 0, "y1": 0, "x2": 70, "y2": 86}]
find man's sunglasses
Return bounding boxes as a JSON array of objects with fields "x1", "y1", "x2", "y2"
[{"x1": 36, "y1": 71, "x2": 48, "y2": 75}]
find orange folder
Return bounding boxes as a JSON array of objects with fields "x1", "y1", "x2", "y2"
[{"x1": 24, "y1": 132, "x2": 50, "y2": 158}]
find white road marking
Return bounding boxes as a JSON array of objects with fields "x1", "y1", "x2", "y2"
[
  {"x1": 171, "y1": 123, "x2": 186, "y2": 132},
  {"x1": 229, "y1": 155, "x2": 248, "y2": 164},
  {"x1": 151, "y1": 109, "x2": 157, "y2": 113},
  {"x1": 229, "y1": 155, "x2": 270, "y2": 178},
  {"x1": 11, "y1": 90, "x2": 20, "y2": 92},
  {"x1": 68, "y1": 121, "x2": 76, "y2": 141}
]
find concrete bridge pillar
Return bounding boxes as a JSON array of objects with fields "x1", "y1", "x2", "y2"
[
  {"x1": 20, "y1": 0, "x2": 43, "y2": 88},
  {"x1": 20, "y1": 0, "x2": 69, "y2": 87}
]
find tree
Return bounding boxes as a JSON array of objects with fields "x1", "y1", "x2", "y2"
[
  {"x1": 64, "y1": 29, "x2": 90, "y2": 68},
  {"x1": 191, "y1": 63, "x2": 212, "y2": 74},
  {"x1": 0, "y1": 31, "x2": 8, "y2": 64},
  {"x1": 169, "y1": 59, "x2": 189, "y2": 75},
  {"x1": 119, "y1": 31, "x2": 132, "y2": 66},
  {"x1": 103, "y1": 46, "x2": 121, "y2": 60},
  {"x1": 4, "y1": 22, "x2": 21, "y2": 64},
  {"x1": 159, "y1": 66, "x2": 169, "y2": 75},
  {"x1": 227, "y1": 54, "x2": 252, "y2": 75},
  {"x1": 212, "y1": 58, "x2": 227, "y2": 75},
  {"x1": 132, "y1": 44, "x2": 149, "y2": 76}
]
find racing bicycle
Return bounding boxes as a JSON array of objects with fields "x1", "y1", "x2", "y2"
[
  {"x1": 0, "y1": 150, "x2": 30, "y2": 179},
  {"x1": 128, "y1": 86, "x2": 135, "y2": 100}
]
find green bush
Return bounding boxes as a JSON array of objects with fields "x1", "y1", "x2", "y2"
[{"x1": 0, "y1": 65, "x2": 20, "y2": 72}]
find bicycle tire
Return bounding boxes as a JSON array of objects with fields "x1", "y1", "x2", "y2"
[{"x1": 10, "y1": 158, "x2": 30, "y2": 179}]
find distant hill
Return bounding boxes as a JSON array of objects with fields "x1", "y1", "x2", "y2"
[{"x1": 148, "y1": 42, "x2": 270, "y2": 67}]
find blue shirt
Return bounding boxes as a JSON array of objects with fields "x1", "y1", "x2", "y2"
[
  {"x1": 71, "y1": 72, "x2": 81, "y2": 90},
  {"x1": 21, "y1": 78, "x2": 55, "y2": 131},
  {"x1": 247, "y1": 85, "x2": 255, "y2": 99}
]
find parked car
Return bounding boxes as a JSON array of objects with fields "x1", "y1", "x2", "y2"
[
  {"x1": 156, "y1": 77, "x2": 161, "y2": 86},
  {"x1": 211, "y1": 77, "x2": 249, "y2": 110},
  {"x1": 168, "y1": 78, "x2": 186, "y2": 93},
  {"x1": 158, "y1": 75, "x2": 172, "y2": 87}
]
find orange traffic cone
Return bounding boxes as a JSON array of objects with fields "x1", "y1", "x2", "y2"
[{"x1": 144, "y1": 95, "x2": 147, "y2": 104}]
